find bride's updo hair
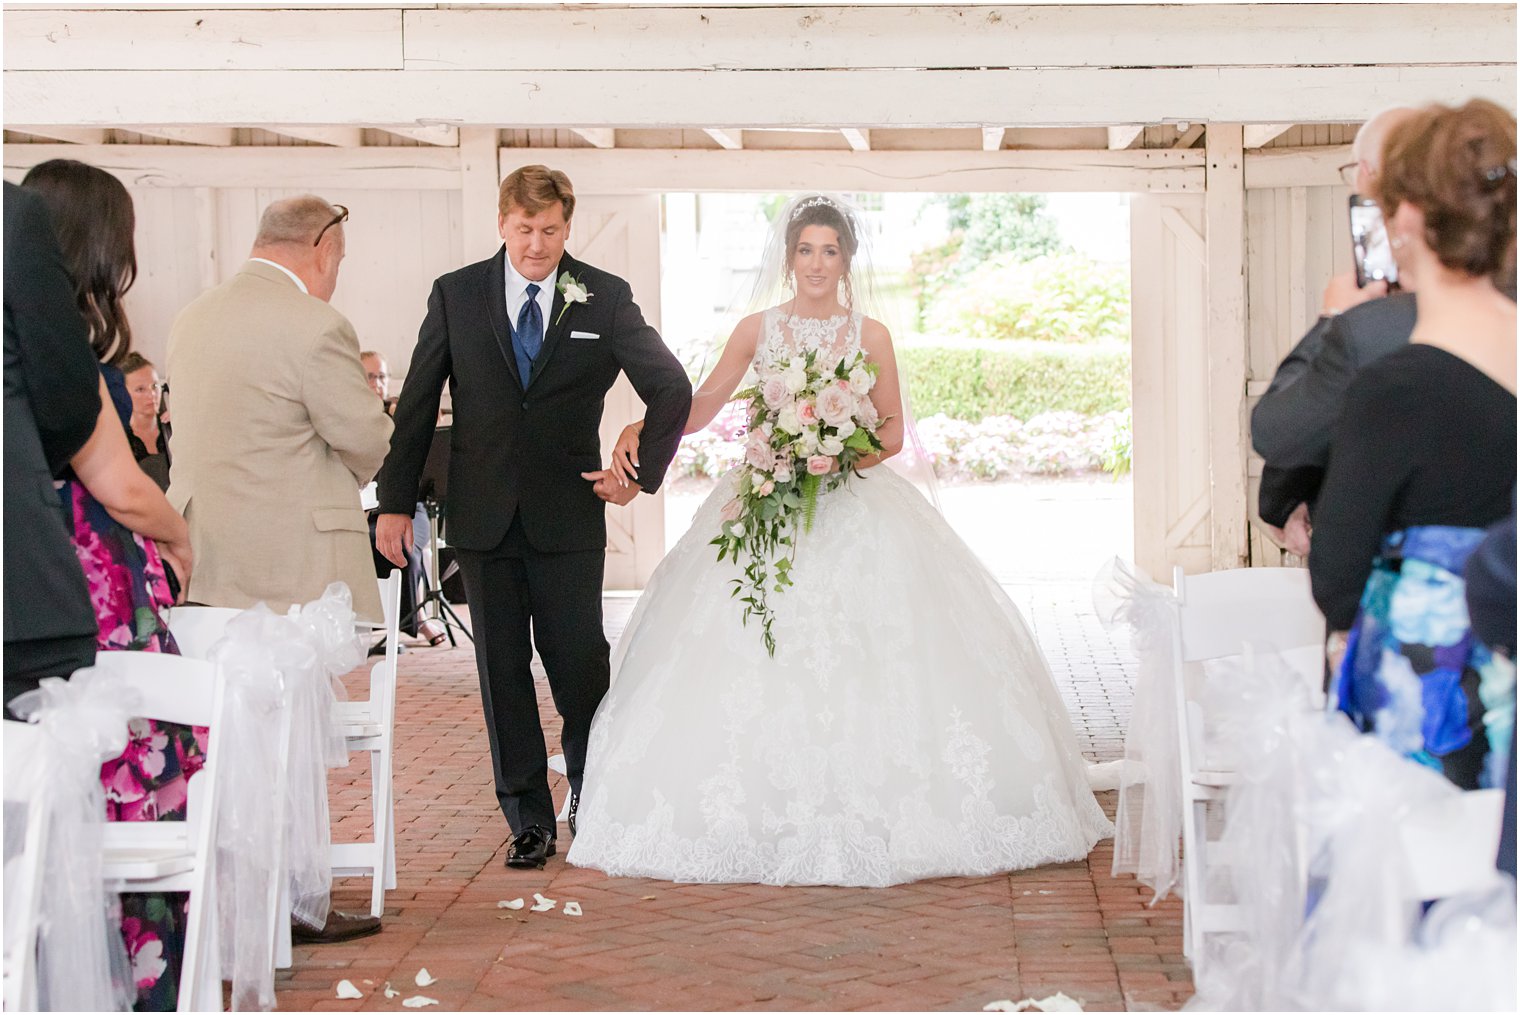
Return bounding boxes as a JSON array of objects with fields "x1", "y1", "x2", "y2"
[{"x1": 1376, "y1": 98, "x2": 1517, "y2": 287}]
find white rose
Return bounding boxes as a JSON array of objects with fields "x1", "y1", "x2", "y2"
[
  {"x1": 729, "y1": 520, "x2": 746, "y2": 538},
  {"x1": 849, "y1": 366, "x2": 873, "y2": 395},
  {"x1": 776, "y1": 402, "x2": 801, "y2": 435},
  {"x1": 751, "y1": 471, "x2": 770, "y2": 491},
  {"x1": 834, "y1": 419, "x2": 857, "y2": 440},
  {"x1": 783, "y1": 364, "x2": 807, "y2": 394},
  {"x1": 773, "y1": 464, "x2": 795, "y2": 483},
  {"x1": 798, "y1": 429, "x2": 819, "y2": 455},
  {"x1": 563, "y1": 281, "x2": 590, "y2": 304},
  {"x1": 820, "y1": 436, "x2": 844, "y2": 457}
]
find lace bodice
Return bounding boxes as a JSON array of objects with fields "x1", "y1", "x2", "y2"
[{"x1": 757, "y1": 308, "x2": 863, "y2": 372}]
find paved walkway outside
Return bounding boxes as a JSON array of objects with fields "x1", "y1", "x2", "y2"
[{"x1": 280, "y1": 578, "x2": 1190, "y2": 1012}]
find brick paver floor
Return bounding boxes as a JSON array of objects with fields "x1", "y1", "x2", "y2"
[{"x1": 282, "y1": 582, "x2": 1189, "y2": 1012}]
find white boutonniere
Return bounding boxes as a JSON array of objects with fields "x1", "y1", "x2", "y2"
[{"x1": 555, "y1": 271, "x2": 592, "y2": 326}]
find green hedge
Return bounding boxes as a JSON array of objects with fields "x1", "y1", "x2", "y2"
[{"x1": 899, "y1": 340, "x2": 1131, "y2": 421}]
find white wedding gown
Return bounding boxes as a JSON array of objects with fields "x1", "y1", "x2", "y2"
[{"x1": 566, "y1": 310, "x2": 1113, "y2": 886}]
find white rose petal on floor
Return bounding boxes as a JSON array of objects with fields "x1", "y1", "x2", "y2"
[
  {"x1": 384, "y1": 983, "x2": 400, "y2": 999},
  {"x1": 402, "y1": 997, "x2": 439, "y2": 1008},
  {"x1": 414, "y1": 968, "x2": 437, "y2": 987},
  {"x1": 530, "y1": 893, "x2": 556, "y2": 912},
  {"x1": 563, "y1": 901, "x2": 582, "y2": 917},
  {"x1": 334, "y1": 980, "x2": 363, "y2": 1000},
  {"x1": 497, "y1": 898, "x2": 524, "y2": 910}
]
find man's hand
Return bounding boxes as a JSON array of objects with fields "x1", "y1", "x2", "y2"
[
  {"x1": 1282, "y1": 501, "x2": 1312, "y2": 557},
  {"x1": 1322, "y1": 271, "x2": 1387, "y2": 316},
  {"x1": 582, "y1": 469, "x2": 640, "y2": 506},
  {"x1": 375, "y1": 512, "x2": 414, "y2": 568}
]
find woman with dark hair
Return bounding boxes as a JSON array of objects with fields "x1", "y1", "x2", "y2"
[
  {"x1": 21, "y1": 158, "x2": 198, "y2": 1011},
  {"x1": 118, "y1": 351, "x2": 172, "y2": 490},
  {"x1": 1311, "y1": 99, "x2": 1517, "y2": 791}
]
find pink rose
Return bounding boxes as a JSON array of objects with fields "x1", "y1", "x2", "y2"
[
  {"x1": 797, "y1": 400, "x2": 819, "y2": 426},
  {"x1": 815, "y1": 385, "x2": 855, "y2": 426},
  {"x1": 758, "y1": 479, "x2": 775, "y2": 497},
  {"x1": 761, "y1": 377, "x2": 789, "y2": 408},
  {"x1": 857, "y1": 396, "x2": 881, "y2": 429},
  {"x1": 720, "y1": 498, "x2": 743, "y2": 522},
  {"x1": 743, "y1": 432, "x2": 776, "y2": 471},
  {"x1": 807, "y1": 456, "x2": 833, "y2": 476}
]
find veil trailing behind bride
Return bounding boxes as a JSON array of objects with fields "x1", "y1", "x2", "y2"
[{"x1": 566, "y1": 195, "x2": 1112, "y2": 886}]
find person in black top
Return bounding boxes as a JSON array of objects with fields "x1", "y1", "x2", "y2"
[
  {"x1": 118, "y1": 351, "x2": 172, "y2": 490},
  {"x1": 2, "y1": 183, "x2": 102, "y2": 703},
  {"x1": 1311, "y1": 99, "x2": 1516, "y2": 791}
]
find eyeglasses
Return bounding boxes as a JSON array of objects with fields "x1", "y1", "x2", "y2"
[
  {"x1": 313, "y1": 204, "x2": 349, "y2": 247},
  {"x1": 1336, "y1": 161, "x2": 1372, "y2": 189},
  {"x1": 365, "y1": 371, "x2": 390, "y2": 384}
]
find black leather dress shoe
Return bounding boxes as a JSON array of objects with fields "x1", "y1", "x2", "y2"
[
  {"x1": 505, "y1": 825, "x2": 556, "y2": 869},
  {"x1": 567, "y1": 793, "x2": 580, "y2": 837},
  {"x1": 291, "y1": 910, "x2": 382, "y2": 944}
]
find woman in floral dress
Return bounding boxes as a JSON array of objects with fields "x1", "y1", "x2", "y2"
[{"x1": 23, "y1": 159, "x2": 200, "y2": 1010}]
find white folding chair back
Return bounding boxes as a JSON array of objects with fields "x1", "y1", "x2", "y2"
[
  {"x1": 3, "y1": 722, "x2": 46, "y2": 1012},
  {"x1": 166, "y1": 606, "x2": 242, "y2": 661},
  {"x1": 89, "y1": 651, "x2": 225, "y2": 1012},
  {"x1": 329, "y1": 571, "x2": 402, "y2": 917},
  {"x1": 1170, "y1": 565, "x2": 1326, "y2": 970}
]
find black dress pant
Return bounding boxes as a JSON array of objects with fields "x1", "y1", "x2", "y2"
[{"x1": 455, "y1": 514, "x2": 609, "y2": 833}]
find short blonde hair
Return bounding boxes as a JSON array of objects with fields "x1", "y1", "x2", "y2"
[{"x1": 498, "y1": 164, "x2": 575, "y2": 221}]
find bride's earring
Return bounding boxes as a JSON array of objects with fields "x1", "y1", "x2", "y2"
[{"x1": 1390, "y1": 232, "x2": 1407, "y2": 250}]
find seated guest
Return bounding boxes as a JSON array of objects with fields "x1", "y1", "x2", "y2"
[
  {"x1": 1310, "y1": 99, "x2": 1517, "y2": 791},
  {"x1": 118, "y1": 351, "x2": 172, "y2": 490},
  {"x1": 361, "y1": 350, "x2": 446, "y2": 646}
]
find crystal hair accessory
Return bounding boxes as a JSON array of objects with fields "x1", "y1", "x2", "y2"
[
  {"x1": 1483, "y1": 159, "x2": 1517, "y2": 184},
  {"x1": 789, "y1": 195, "x2": 839, "y2": 220}
]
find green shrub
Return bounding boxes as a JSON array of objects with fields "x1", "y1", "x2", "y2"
[
  {"x1": 898, "y1": 340, "x2": 1130, "y2": 421},
  {"x1": 925, "y1": 253, "x2": 1130, "y2": 344}
]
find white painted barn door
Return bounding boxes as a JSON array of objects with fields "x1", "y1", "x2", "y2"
[
  {"x1": 1130, "y1": 194, "x2": 1213, "y2": 578},
  {"x1": 567, "y1": 194, "x2": 667, "y2": 589}
]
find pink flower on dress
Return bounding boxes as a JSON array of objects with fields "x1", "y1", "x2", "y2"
[
  {"x1": 806, "y1": 456, "x2": 833, "y2": 476},
  {"x1": 121, "y1": 917, "x2": 168, "y2": 990}
]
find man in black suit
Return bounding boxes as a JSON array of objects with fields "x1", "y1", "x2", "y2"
[
  {"x1": 375, "y1": 165, "x2": 691, "y2": 869},
  {"x1": 1251, "y1": 106, "x2": 1417, "y2": 555},
  {"x1": 3, "y1": 183, "x2": 103, "y2": 705}
]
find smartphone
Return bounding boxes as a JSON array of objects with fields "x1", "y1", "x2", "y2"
[{"x1": 1349, "y1": 195, "x2": 1399, "y2": 290}]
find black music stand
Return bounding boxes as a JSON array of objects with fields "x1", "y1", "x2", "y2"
[{"x1": 407, "y1": 426, "x2": 473, "y2": 644}]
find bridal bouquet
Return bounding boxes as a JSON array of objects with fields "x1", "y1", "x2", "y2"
[{"x1": 712, "y1": 349, "x2": 885, "y2": 655}]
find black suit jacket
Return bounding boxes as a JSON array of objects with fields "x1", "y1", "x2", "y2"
[
  {"x1": 377, "y1": 249, "x2": 692, "y2": 554},
  {"x1": 3, "y1": 184, "x2": 102, "y2": 680},
  {"x1": 1251, "y1": 293, "x2": 1418, "y2": 524}
]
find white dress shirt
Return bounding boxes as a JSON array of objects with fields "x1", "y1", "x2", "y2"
[
  {"x1": 250, "y1": 257, "x2": 309, "y2": 294},
  {"x1": 504, "y1": 255, "x2": 558, "y2": 333}
]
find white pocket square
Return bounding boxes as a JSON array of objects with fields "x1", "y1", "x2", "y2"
[{"x1": 570, "y1": 330, "x2": 600, "y2": 340}]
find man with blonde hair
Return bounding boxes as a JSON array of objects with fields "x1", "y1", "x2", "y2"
[{"x1": 376, "y1": 165, "x2": 691, "y2": 869}]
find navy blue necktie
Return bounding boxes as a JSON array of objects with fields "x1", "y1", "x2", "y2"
[{"x1": 516, "y1": 282, "x2": 544, "y2": 383}]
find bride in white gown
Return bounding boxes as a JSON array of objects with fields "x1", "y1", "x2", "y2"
[{"x1": 566, "y1": 195, "x2": 1112, "y2": 887}]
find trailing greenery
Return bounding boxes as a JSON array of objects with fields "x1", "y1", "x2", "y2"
[
  {"x1": 925, "y1": 253, "x2": 1131, "y2": 345},
  {"x1": 898, "y1": 339, "x2": 1130, "y2": 422}
]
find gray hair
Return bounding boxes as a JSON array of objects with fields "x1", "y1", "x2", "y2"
[
  {"x1": 1352, "y1": 106, "x2": 1418, "y2": 168},
  {"x1": 254, "y1": 195, "x2": 343, "y2": 247}
]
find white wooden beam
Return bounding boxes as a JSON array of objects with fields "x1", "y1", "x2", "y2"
[
  {"x1": 1242, "y1": 123, "x2": 1294, "y2": 149},
  {"x1": 11, "y1": 66, "x2": 1508, "y2": 129},
  {"x1": 8, "y1": 126, "x2": 106, "y2": 145},
  {"x1": 265, "y1": 127, "x2": 365, "y2": 147},
  {"x1": 4, "y1": 9, "x2": 403, "y2": 70},
  {"x1": 704, "y1": 129, "x2": 743, "y2": 151},
  {"x1": 981, "y1": 127, "x2": 1005, "y2": 152},
  {"x1": 1204, "y1": 123, "x2": 1248, "y2": 570},
  {"x1": 1173, "y1": 124, "x2": 1205, "y2": 149},
  {"x1": 377, "y1": 124, "x2": 458, "y2": 147},
  {"x1": 486, "y1": 147, "x2": 1203, "y2": 195},
  {"x1": 570, "y1": 128, "x2": 616, "y2": 149},
  {"x1": 1243, "y1": 145, "x2": 1352, "y2": 189},
  {"x1": 397, "y1": 5, "x2": 1515, "y2": 71},
  {"x1": 840, "y1": 128, "x2": 870, "y2": 152},
  {"x1": 459, "y1": 127, "x2": 501, "y2": 262},
  {"x1": 124, "y1": 126, "x2": 234, "y2": 146},
  {"x1": 1, "y1": 144, "x2": 461, "y2": 190},
  {"x1": 1107, "y1": 125, "x2": 1145, "y2": 150}
]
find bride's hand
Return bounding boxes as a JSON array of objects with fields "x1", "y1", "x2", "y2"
[{"x1": 610, "y1": 421, "x2": 643, "y2": 487}]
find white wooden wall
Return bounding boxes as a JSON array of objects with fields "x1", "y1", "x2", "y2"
[{"x1": 121, "y1": 184, "x2": 464, "y2": 385}]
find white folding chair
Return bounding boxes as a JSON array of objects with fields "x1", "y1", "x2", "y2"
[
  {"x1": 166, "y1": 606, "x2": 241, "y2": 661},
  {"x1": 1399, "y1": 787, "x2": 1507, "y2": 900},
  {"x1": 1171, "y1": 565, "x2": 1326, "y2": 970},
  {"x1": 90, "y1": 651, "x2": 226, "y2": 1013},
  {"x1": 329, "y1": 572, "x2": 402, "y2": 917},
  {"x1": 3, "y1": 722, "x2": 46, "y2": 1012}
]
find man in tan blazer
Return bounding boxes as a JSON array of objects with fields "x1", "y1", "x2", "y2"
[{"x1": 167, "y1": 195, "x2": 392, "y2": 625}]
